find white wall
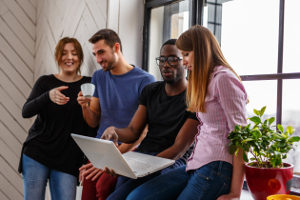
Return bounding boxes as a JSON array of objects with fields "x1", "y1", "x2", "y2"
[
  {"x1": 119, "y1": 0, "x2": 145, "y2": 67},
  {"x1": 0, "y1": 0, "x2": 144, "y2": 199},
  {"x1": 148, "y1": 6, "x2": 164, "y2": 81},
  {"x1": 35, "y1": 0, "x2": 145, "y2": 80},
  {"x1": 34, "y1": 0, "x2": 108, "y2": 79}
]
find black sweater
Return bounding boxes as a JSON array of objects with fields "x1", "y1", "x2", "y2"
[{"x1": 19, "y1": 75, "x2": 97, "y2": 177}]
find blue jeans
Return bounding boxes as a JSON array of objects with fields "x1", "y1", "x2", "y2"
[
  {"x1": 22, "y1": 154, "x2": 77, "y2": 200},
  {"x1": 127, "y1": 161, "x2": 233, "y2": 200},
  {"x1": 107, "y1": 156, "x2": 186, "y2": 200}
]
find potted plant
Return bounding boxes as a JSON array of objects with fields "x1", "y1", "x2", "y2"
[{"x1": 228, "y1": 106, "x2": 300, "y2": 200}]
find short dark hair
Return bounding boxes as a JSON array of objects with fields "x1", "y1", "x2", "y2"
[
  {"x1": 89, "y1": 29, "x2": 122, "y2": 52},
  {"x1": 160, "y1": 39, "x2": 177, "y2": 52},
  {"x1": 55, "y1": 37, "x2": 84, "y2": 74}
]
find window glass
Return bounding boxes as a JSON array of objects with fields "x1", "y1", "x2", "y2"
[
  {"x1": 283, "y1": 0, "x2": 300, "y2": 73},
  {"x1": 282, "y1": 80, "x2": 300, "y2": 136},
  {"x1": 243, "y1": 80, "x2": 277, "y2": 118},
  {"x1": 282, "y1": 81, "x2": 300, "y2": 172},
  {"x1": 203, "y1": 0, "x2": 280, "y2": 75},
  {"x1": 148, "y1": 0, "x2": 192, "y2": 81}
]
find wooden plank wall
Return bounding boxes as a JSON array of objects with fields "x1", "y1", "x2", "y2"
[
  {"x1": 0, "y1": 0, "x2": 36, "y2": 199},
  {"x1": 0, "y1": 0, "x2": 108, "y2": 199}
]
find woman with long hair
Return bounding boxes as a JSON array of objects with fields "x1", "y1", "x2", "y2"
[{"x1": 126, "y1": 25, "x2": 248, "y2": 200}]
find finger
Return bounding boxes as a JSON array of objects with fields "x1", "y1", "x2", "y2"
[
  {"x1": 114, "y1": 140, "x2": 119, "y2": 147},
  {"x1": 57, "y1": 86, "x2": 69, "y2": 91},
  {"x1": 100, "y1": 134, "x2": 109, "y2": 140},
  {"x1": 78, "y1": 91, "x2": 83, "y2": 97},
  {"x1": 103, "y1": 167, "x2": 110, "y2": 174},
  {"x1": 77, "y1": 96, "x2": 85, "y2": 105},
  {"x1": 55, "y1": 93, "x2": 69, "y2": 104},
  {"x1": 86, "y1": 169, "x2": 101, "y2": 180},
  {"x1": 83, "y1": 167, "x2": 100, "y2": 177},
  {"x1": 84, "y1": 166, "x2": 97, "y2": 174},
  {"x1": 104, "y1": 167, "x2": 115, "y2": 176},
  {"x1": 110, "y1": 169, "x2": 117, "y2": 176},
  {"x1": 56, "y1": 92, "x2": 70, "y2": 100},
  {"x1": 83, "y1": 168, "x2": 95, "y2": 176},
  {"x1": 55, "y1": 99, "x2": 69, "y2": 105},
  {"x1": 77, "y1": 95, "x2": 91, "y2": 104},
  {"x1": 79, "y1": 173, "x2": 83, "y2": 182},
  {"x1": 91, "y1": 170, "x2": 104, "y2": 181},
  {"x1": 79, "y1": 163, "x2": 93, "y2": 170}
]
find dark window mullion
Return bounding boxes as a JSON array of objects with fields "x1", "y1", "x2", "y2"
[
  {"x1": 276, "y1": 0, "x2": 285, "y2": 124},
  {"x1": 240, "y1": 72, "x2": 300, "y2": 81},
  {"x1": 142, "y1": 5, "x2": 151, "y2": 71}
]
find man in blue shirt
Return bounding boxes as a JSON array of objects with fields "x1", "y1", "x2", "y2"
[{"x1": 77, "y1": 29, "x2": 155, "y2": 200}]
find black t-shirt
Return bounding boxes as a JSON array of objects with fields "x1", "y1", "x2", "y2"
[
  {"x1": 136, "y1": 81, "x2": 197, "y2": 154},
  {"x1": 20, "y1": 75, "x2": 97, "y2": 177}
]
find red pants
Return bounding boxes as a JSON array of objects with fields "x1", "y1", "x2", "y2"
[{"x1": 81, "y1": 172, "x2": 117, "y2": 200}]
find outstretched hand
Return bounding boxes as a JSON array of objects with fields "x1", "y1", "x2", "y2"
[
  {"x1": 101, "y1": 126, "x2": 119, "y2": 146},
  {"x1": 49, "y1": 86, "x2": 69, "y2": 105}
]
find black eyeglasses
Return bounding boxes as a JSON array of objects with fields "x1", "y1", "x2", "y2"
[{"x1": 155, "y1": 56, "x2": 182, "y2": 67}]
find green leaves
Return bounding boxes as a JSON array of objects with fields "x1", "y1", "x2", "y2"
[
  {"x1": 277, "y1": 124, "x2": 283, "y2": 133},
  {"x1": 268, "y1": 117, "x2": 275, "y2": 125},
  {"x1": 287, "y1": 126, "x2": 295, "y2": 135},
  {"x1": 249, "y1": 116, "x2": 261, "y2": 124},
  {"x1": 228, "y1": 106, "x2": 300, "y2": 168},
  {"x1": 289, "y1": 136, "x2": 300, "y2": 143},
  {"x1": 253, "y1": 106, "x2": 266, "y2": 117}
]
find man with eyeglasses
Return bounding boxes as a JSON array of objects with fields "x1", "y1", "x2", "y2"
[{"x1": 101, "y1": 39, "x2": 199, "y2": 200}]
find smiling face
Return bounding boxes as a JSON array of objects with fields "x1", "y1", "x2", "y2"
[
  {"x1": 180, "y1": 50, "x2": 194, "y2": 71},
  {"x1": 92, "y1": 39, "x2": 117, "y2": 71},
  {"x1": 159, "y1": 44, "x2": 185, "y2": 84},
  {"x1": 58, "y1": 42, "x2": 80, "y2": 75}
]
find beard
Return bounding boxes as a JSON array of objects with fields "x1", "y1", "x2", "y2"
[
  {"x1": 100, "y1": 51, "x2": 117, "y2": 71},
  {"x1": 162, "y1": 69, "x2": 183, "y2": 84},
  {"x1": 101, "y1": 62, "x2": 114, "y2": 71},
  {"x1": 100, "y1": 59, "x2": 115, "y2": 71}
]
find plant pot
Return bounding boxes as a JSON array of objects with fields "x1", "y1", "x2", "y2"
[{"x1": 245, "y1": 162, "x2": 294, "y2": 200}]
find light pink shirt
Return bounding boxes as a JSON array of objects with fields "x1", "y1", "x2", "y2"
[{"x1": 186, "y1": 66, "x2": 248, "y2": 171}]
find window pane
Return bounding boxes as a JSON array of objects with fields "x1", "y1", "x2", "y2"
[
  {"x1": 243, "y1": 80, "x2": 277, "y2": 118},
  {"x1": 203, "y1": 0, "x2": 279, "y2": 75},
  {"x1": 148, "y1": 0, "x2": 192, "y2": 81},
  {"x1": 282, "y1": 80, "x2": 300, "y2": 172},
  {"x1": 283, "y1": 0, "x2": 300, "y2": 73},
  {"x1": 282, "y1": 80, "x2": 300, "y2": 133}
]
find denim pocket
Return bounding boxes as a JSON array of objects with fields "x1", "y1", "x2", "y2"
[{"x1": 193, "y1": 161, "x2": 232, "y2": 198}]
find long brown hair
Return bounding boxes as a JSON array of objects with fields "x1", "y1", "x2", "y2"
[
  {"x1": 55, "y1": 37, "x2": 84, "y2": 74},
  {"x1": 176, "y1": 25, "x2": 240, "y2": 112}
]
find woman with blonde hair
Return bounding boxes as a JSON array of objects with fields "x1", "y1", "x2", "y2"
[
  {"x1": 19, "y1": 37, "x2": 97, "y2": 200},
  {"x1": 126, "y1": 25, "x2": 248, "y2": 200}
]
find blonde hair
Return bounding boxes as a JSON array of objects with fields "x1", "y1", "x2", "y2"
[
  {"x1": 176, "y1": 25, "x2": 241, "y2": 112},
  {"x1": 55, "y1": 37, "x2": 84, "y2": 74}
]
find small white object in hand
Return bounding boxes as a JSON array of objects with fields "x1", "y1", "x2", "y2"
[{"x1": 81, "y1": 83, "x2": 95, "y2": 98}]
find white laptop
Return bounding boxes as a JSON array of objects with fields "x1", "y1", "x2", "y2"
[{"x1": 71, "y1": 133, "x2": 175, "y2": 179}]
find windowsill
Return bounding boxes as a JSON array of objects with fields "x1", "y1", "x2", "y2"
[{"x1": 291, "y1": 174, "x2": 300, "y2": 195}]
